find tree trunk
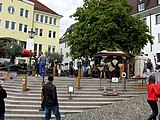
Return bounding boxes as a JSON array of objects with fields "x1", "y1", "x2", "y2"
[{"x1": 10, "y1": 56, "x2": 15, "y2": 64}]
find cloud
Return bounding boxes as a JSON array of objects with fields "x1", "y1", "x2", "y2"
[{"x1": 38, "y1": 0, "x2": 84, "y2": 37}]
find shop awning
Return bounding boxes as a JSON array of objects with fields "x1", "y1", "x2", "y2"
[{"x1": 22, "y1": 48, "x2": 35, "y2": 57}]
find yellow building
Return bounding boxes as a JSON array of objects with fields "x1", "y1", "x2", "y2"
[{"x1": 0, "y1": 0, "x2": 62, "y2": 58}]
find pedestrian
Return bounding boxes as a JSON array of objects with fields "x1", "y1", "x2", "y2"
[
  {"x1": 39, "y1": 52, "x2": 46, "y2": 76},
  {"x1": 0, "y1": 81, "x2": 7, "y2": 120},
  {"x1": 42, "y1": 75, "x2": 61, "y2": 120},
  {"x1": 34, "y1": 55, "x2": 39, "y2": 77},
  {"x1": 147, "y1": 75, "x2": 160, "y2": 120},
  {"x1": 147, "y1": 58, "x2": 153, "y2": 72}
]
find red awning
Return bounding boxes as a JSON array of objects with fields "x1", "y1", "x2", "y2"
[{"x1": 22, "y1": 48, "x2": 35, "y2": 57}]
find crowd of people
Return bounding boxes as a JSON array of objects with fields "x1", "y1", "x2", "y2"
[
  {"x1": 3, "y1": 55, "x2": 160, "y2": 120},
  {"x1": 31, "y1": 52, "x2": 49, "y2": 77}
]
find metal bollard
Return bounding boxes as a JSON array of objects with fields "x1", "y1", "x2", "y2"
[
  {"x1": 42, "y1": 74, "x2": 45, "y2": 87},
  {"x1": 122, "y1": 72, "x2": 126, "y2": 92},
  {"x1": 22, "y1": 72, "x2": 27, "y2": 91}
]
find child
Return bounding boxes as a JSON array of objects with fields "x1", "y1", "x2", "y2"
[{"x1": 147, "y1": 75, "x2": 160, "y2": 120}]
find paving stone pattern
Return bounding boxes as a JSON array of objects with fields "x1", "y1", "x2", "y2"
[{"x1": 63, "y1": 94, "x2": 160, "y2": 120}]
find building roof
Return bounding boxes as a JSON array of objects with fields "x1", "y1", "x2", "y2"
[
  {"x1": 128, "y1": 0, "x2": 158, "y2": 14},
  {"x1": 28, "y1": 0, "x2": 62, "y2": 16},
  {"x1": 59, "y1": 23, "x2": 76, "y2": 44}
]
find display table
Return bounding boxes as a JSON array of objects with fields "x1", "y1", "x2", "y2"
[{"x1": 131, "y1": 76, "x2": 147, "y2": 89}]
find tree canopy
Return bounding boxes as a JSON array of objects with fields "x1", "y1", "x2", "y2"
[
  {"x1": 67, "y1": 0, "x2": 153, "y2": 59},
  {"x1": 45, "y1": 52, "x2": 63, "y2": 64},
  {"x1": 6, "y1": 41, "x2": 23, "y2": 64}
]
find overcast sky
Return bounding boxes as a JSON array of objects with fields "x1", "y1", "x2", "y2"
[{"x1": 38, "y1": 0, "x2": 84, "y2": 37}]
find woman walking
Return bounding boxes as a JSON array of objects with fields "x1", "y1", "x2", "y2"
[{"x1": 147, "y1": 75, "x2": 160, "y2": 120}]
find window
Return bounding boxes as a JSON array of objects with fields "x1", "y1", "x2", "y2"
[
  {"x1": 19, "y1": 23, "x2": 23, "y2": 31},
  {"x1": 40, "y1": 15, "x2": 44, "y2": 22},
  {"x1": 158, "y1": 33, "x2": 160, "y2": 43},
  {"x1": 0, "y1": 3, "x2": 2, "y2": 12},
  {"x1": 35, "y1": 28, "x2": 38, "y2": 35},
  {"x1": 36, "y1": 14, "x2": 39, "y2": 21},
  {"x1": 158, "y1": 0, "x2": 160, "y2": 4},
  {"x1": 138, "y1": 2, "x2": 145, "y2": 11},
  {"x1": 54, "y1": 18, "x2": 57, "y2": 25},
  {"x1": 5, "y1": 21, "x2": 10, "y2": 29},
  {"x1": 45, "y1": 16, "x2": 48, "y2": 24},
  {"x1": 11, "y1": 22, "x2": 15, "y2": 30},
  {"x1": 53, "y1": 31, "x2": 56, "y2": 38},
  {"x1": 49, "y1": 17, "x2": 52, "y2": 24},
  {"x1": 34, "y1": 44, "x2": 37, "y2": 53},
  {"x1": 25, "y1": 10, "x2": 29, "y2": 18},
  {"x1": 48, "y1": 45, "x2": 51, "y2": 53},
  {"x1": 52, "y1": 46, "x2": 55, "y2": 53},
  {"x1": 20, "y1": 8, "x2": 24, "y2": 17},
  {"x1": 39, "y1": 44, "x2": 42, "y2": 54},
  {"x1": 8, "y1": 6, "x2": 15, "y2": 14},
  {"x1": 157, "y1": 53, "x2": 160, "y2": 62},
  {"x1": 24, "y1": 25, "x2": 28, "y2": 33},
  {"x1": 19, "y1": 41, "x2": 26, "y2": 48},
  {"x1": 60, "y1": 48, "x2": 62, "y2": 54},
  {"x1": 143, "y1": 18, "x2": 147, "y2": 24},
  {"x1": 65, "y1": 42, "x2": 68, "y2": 48},
  {"x1": 48, "y1": 30, "x2": 52, "y2": 38},
  {"x1": 39, "y1": 29, "x2": 43, "y2": 36},
  {"x1": 156, "y1": 14, "x2": 160, "y2": 24}
]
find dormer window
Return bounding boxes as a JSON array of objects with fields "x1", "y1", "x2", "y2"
[{"x1": 138, "y1": 2, "x2": 145, "y2": 12}]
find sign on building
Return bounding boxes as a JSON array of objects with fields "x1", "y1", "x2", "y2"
[{"x1": 26, "y1": 39, "x2": 34, "y2": 50}]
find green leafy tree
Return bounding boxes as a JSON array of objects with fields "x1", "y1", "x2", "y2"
[
  {"x1": 6, "y1": 42, "x2": 23, "y2": 64},
  {"x1": 0, "y1": 40, "x2": 4, "y2": 47},
  {"x1": 45, "y1": 52, "x2": 63, "y2": 65},
  {"x1": 67, "y1": 0, "x2": 153, "y2": 59}
]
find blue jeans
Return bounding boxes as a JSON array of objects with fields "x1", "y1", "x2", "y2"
[
  {"x1": 0, "y1": 114, "x2": 4, "y2": 120},
  {"x1": 44, "y1": 105, "x2": 61, "y2": 120},
  {"x1": 39, "y1": 62, "x2": 45, "y2": 75}
]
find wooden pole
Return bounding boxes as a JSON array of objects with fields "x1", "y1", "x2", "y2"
[
  {"x1": 23, "y1": 73, "x2": 27, "y2": 91},
  {"x1": 78, "y1": 64, "x2": 81, "y2": 89},
  {"x1": 127, "y1": 63, "x2": 130, "y2": 80},
  {"x1": 120, "y1": 64, "x2": 124, "y2": 80}
]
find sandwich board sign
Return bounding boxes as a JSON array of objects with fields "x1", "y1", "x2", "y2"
[{"x1": 112, "y1": 77, "x2": 119, "y2": 83}]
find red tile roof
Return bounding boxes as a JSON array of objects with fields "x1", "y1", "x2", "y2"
[{"x1": 28, "y1": 0, "x2": 62, "y2": 16}]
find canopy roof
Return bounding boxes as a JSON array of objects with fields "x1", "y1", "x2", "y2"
[{"x1": 93, "y1": 51, "x2": 135, "y2": 58}]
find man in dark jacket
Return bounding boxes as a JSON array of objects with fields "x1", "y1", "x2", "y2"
[
  {"x1": 0, "y1": 81, "x2": 7, "y2": 120},
  {"x1": 42, "y1": 75, "x2": 61, "y2": 120}
]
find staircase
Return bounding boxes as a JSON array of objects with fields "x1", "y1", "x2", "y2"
[{"x1": 1, "y1": 76, "x2": 147, "y2": 120}]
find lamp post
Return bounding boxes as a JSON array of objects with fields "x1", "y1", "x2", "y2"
[{"x1": 28, "y1": 28, "x2": 35, "y2": 75}]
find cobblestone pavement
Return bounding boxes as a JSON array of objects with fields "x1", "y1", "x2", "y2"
[{"x1": 63, "y1": 94, "x2": 160, "y2": 120}]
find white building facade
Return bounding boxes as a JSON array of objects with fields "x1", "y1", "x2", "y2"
[{"x1": 128, "y1": 0, "x2": 160, "y2": 66}]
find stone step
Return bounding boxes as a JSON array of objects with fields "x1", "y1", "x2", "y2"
[
  {"x1": 6, "y1": 109, "x2": 82, "y2": 115},
  {"x1": 6, "y1": 104, "x2": 101, "y2": 110},
  {"x1": 5, "y1": 93, "x2": 143, "y2": 100},
  {"x1": 5, "y1": 114, "x2": 65, "y2": 120},
  {"x1": 2, "y1": 76, "x2": 147, "y2": 119},
  {"x1": 5, "y1": 99, "x2": 115, "y2": 105}
]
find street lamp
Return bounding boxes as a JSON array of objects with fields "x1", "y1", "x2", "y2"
[
  {"x1": 28, "y1": 28, "x2": 35, "y2": 75},
  {"x1": 28, "y1": 28, "x2": 35, "y2": 39}
]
